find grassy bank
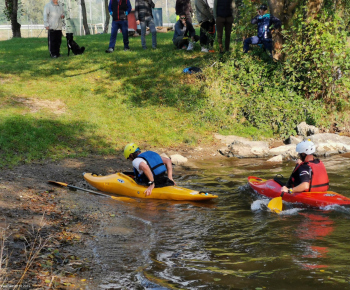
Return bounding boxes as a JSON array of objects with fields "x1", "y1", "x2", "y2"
[
  {"x1": 0, "y1": 32, "x2": 228, "y2": 167},
  {"x1": 1, "y1": 31, "x2": 349, "y2": 168}
]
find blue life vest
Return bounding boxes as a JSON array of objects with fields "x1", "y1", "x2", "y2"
[{"x1": 133, "y1": 151, "x2": 167, "y2": 183}]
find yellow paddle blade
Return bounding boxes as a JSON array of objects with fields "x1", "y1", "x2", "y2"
[
  {"x1": 48, "y1": 181, "x2": 68, "y2": 187},
  {"x1": 268, "y1": 197, "x2": 283, "y2": 214}
]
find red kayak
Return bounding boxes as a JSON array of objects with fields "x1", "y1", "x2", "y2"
[{"x1": 248, "y1": 176, "x2": 350, "y2": 208}]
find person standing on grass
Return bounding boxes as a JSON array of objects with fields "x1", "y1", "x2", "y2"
[
  {"x1": 135, "y1": 0, "x2": 157, "y2": 49},
  {"x1": 172, "y1": 13, "x2": 199, "y2": 50},
  {"x1": 213, "y1": 0, "x2": 234, "y2": 53},
  {"x1": 243, "y1": 4, "x2": 281, "y2": 58},
  {"x1": 44, "y1": 0, "x2": 65, "y2": 58},
  {"x1": 105, "y1": 0, "x2": 132, "y2": 53},
  {"x1": 175, "y1": 0, "x2": 194, "y2": 23},
  {"x1": 195, "y1": 0, "x2": 215, "y2": 53}
]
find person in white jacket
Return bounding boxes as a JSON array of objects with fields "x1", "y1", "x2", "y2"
[
  {"x1": 195, "y1": 0, "x2": 215, "y2": 52},
  {"x1": 44, "y1": 0, "x2": 65, "y2": 58}
]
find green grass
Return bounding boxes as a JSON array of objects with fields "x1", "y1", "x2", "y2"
[{"x1": 1, "y1": 32, "x2": 262, "y2": 167}]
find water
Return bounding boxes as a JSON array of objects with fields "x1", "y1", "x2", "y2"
[{"x1": 89, "y1": 154, "x2": 350, "y2": 289}]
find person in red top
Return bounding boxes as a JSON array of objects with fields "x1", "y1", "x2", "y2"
[{"x1": 281, "y1": 140, "x2": 329, "y2": 194}]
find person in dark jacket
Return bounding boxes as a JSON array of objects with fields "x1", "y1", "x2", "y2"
[
  {"x1": 213, "y1": 0, "x2": 234, "y2": 53},
  {"x1": 172, "y1": 13, "x2": 200, "y2": 50},
  {"x1": 281, "y1": 140, "x2": 329, "y2": 194},
  {"x1": 243, "y1": 4, "x2": 281, "y2": 57},
  {"x1": 124, "y1": 143, "x2": 175, "y2": 196},
  {"x1": 105, "y1": 0, "x2": 132, "y2": 52},
  {"x1": 176, "y1": 0, "x2": 194, "y2": 23},
  {"x1": 135, "y1": 0, "x2": 157, "y2": 49}
]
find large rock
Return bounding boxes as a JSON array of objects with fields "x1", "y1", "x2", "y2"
[
  {"x1": 214, "y1": 134, "x2": 250, "y2": 145},
  {"x1": 297, "y1": 122, "x2": 319, "y2": 137},
  {"x1": 287, "y1": 135, "x2": 303, "y2": 145},
  {"x1": 267, "y1": 155, "x2": 283, "y2": 162},
  {"x1": 170, "y1": 154, "x2": 188, "y2": 165},
  {"x1": 269, "y1": 144, "x2": 298, "y2": 159},
  {"x1": 225, "y1": 140, "x2": 270, "y2": 158}
]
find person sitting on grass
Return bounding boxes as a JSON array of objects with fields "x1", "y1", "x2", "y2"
[
  {"x1": 172, "y1": 13, "x2": 200, "y2": 50},
  {"x1": 124, "y1": 143, "x2": 176, "y2": 196}
]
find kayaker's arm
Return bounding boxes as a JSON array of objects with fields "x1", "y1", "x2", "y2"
[
  {"x1": 281, "y1": 182, "x2": 309, "y2": 194},
  {"x1": 139, "y1": 162, "x2": 155, "y2": 196},
  {"x1": 162, "y1": 157, "x2": 176, "y2": 185}
]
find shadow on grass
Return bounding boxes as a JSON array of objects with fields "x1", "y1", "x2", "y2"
[
  {"x1": 0, "y1": 115, "x2": 115, "y2": 168},
  {"x1": 0, "y1": 33, "x2": 216, "y2": 110}
]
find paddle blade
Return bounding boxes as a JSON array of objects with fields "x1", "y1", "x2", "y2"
[
  {"x1": 48, "y1": 181, "x2": 68, "y2": 187},
  {"x1": 268, "y1": 197, "x2": 283, "y2": 214}
]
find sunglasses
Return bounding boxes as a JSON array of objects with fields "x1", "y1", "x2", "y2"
[{"x1": 180, "y1": 16, "x2": 186, "y2": 19}]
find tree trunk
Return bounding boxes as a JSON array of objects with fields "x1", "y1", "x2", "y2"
[
  {"x1": 80, "y1": 0, "x2": 90, "y2": 35},
  {"x1": 306, "y1": 0, "x2": 324, "y2": 21},
  {"x1": 267, "y1": 0, "x2": 301, "y2": 60},
  {"x1": 103, "y1": 0, "x2": 110, "y2": 33},
  {"x1": 6, "y1": 0, "x2": 21, "y2": 38}
]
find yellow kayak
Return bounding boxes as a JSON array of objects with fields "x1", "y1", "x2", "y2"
[{"x1": 83, "y1": 172, "x2": 218, "y2": 201}]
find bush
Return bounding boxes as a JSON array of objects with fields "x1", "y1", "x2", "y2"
[{"x1": 282, "y1": 11, "x2": 350, "y2": 103}]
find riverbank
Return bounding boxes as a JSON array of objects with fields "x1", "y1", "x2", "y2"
[{"x1": 0, "y1": 142, "x2": 226, "y2": 288}]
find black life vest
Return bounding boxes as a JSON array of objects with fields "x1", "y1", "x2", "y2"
[
  {"x1": 133, "y1": 151, "x2": 167, "y2": 184},
  {"x1": 292, "y1": 159, "x2": 329, "y2": 192},
  {"x1": 111, "y1": 0, "x2": 128, "y2": 21}
]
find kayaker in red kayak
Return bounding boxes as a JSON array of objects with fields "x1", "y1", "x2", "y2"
[
  {"x1": 124, "y1": 143, "x2": 176, "y2": 196},
  {"x1": 281, "y1": 140, "x2": 329, "y2": 194}
]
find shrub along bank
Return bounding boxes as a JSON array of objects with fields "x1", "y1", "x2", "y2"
[{"x1": 0, "y1": 13, "x2": 349, "y2": 168}]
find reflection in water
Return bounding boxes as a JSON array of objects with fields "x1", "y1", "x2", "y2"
[
  {"x1": 89, "y1": 155, "x2": 350, "y2": 289},
  {"x1": 295, "y1": 213, "x2": 334, "y2": 270}
]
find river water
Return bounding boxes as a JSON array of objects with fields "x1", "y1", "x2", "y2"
[{"x1": 89, "y1": 153, "x2": 350, "y2": 290}]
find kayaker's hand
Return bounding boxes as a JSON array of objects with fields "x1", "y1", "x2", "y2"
[
  {"x1": 281, "y1": 186, "x2": 288, "y2": 193},
  {"x1": 145, "y1": 183, "x2": 155, "y2": 196},
  {"x1": 170, "y1": 178, "x2": 176, "y2": 186}
]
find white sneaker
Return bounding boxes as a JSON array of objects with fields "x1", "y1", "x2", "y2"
[
  {"x1": 201, "y1": 47, "x2": 209, "y2": 53},
  {"x1": 187, "y1": 42, "x2": 194, "y2": 51}
]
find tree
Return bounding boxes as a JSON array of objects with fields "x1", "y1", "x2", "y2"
[
  {"x1": 103, "y1": 0, "x2": 110, "y2": 33},
  {"x1": 80, "y1": 0, "x2": 90, "y2": 35},
  {"x1": 4, "y1": 0, "x2": 22, "y2": 38},
  {"x1": 267, "y1": 0, "x2": 302, "y2": 59}
]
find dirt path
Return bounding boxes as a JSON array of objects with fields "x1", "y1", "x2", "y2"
[{"x1": 0, "y1": 145, "x2": 222, "y2": 288}]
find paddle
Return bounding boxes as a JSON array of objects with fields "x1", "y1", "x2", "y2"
[
  {"x1": 267, "y1": 164, "x2": 298, "y2": 213},
  {"x1": 48, "y1": 180, "x2": 135, "y2": 202}
]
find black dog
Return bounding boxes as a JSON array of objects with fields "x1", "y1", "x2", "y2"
[{"x1": 66, "y1": 33, "x2": 85, "y2": 56}]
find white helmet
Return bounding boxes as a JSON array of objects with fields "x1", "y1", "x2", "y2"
[{"x1": 296, "y1": 140, "x2": 316, "y2": 155}]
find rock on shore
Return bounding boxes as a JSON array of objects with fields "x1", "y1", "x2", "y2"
[{"x1": 216, "y1": 132, "x2": 350, "y2": 160}]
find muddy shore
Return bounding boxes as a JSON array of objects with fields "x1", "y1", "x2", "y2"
[{"x1": 0, "y1": 145, "x2": 224, "y2": 289}]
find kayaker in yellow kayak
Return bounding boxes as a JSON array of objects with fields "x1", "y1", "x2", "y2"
[
  {"x1": 124, "y1": 143, "x2": 176, "y2": 196},
  {"x1": 281, "y1": 140, "x2": 329, "y2": 194}
]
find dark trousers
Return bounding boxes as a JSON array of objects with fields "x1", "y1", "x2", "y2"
[
  {"x1": 216, "y1": 16, "x2": 233, "y2": 52},
  {"x1": 109, "y1": 20, "x2": 129, "y2": 49},
  {"x1": 173, "y1": 35, "x2": 200, "y2": 49},
  {"x1": 199, "y1": 21, "x2": 215, "y2": 48},
  {"x1": 243, "y1": 36, "x2": 273, "y2": 55},
  {"x1": 48, "y1": 30, "x2": 62, "y2": 57}
]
